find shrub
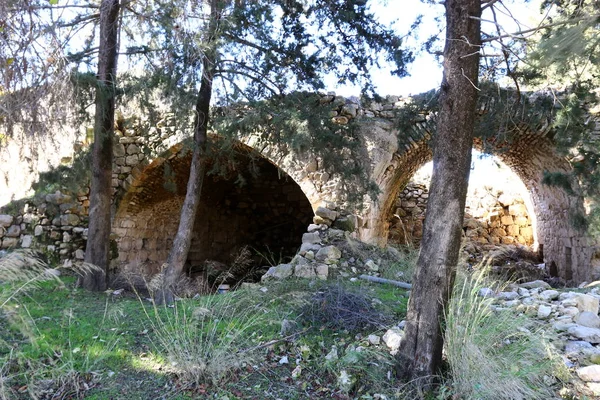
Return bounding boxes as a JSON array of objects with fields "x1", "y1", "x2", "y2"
[{"x1": 300, "y1": 283, "x2": 391, "y2": 332}]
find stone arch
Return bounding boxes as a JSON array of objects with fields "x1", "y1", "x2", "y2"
[
  {"x1": 368, "y1": 129, "x2": 594, "y2": 282},
  {"x1": 112, "y1": 138, "x2": 315, "y2": 277}
]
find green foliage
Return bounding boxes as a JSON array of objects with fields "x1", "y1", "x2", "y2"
[
  {"x1": 213, "y1": 91, "x2": 379, "y2": 206},
  {"x1": 542, "y1": 171, "x2": 575, "y2": 196},
  {"x1": 524, "y1": 1, "x2": 600, "y2": 87},
  {"x1": 31, "y1": 146, "x2": 91, "y2": 196},
  {"x1": 392, "y1": 82, "x2": 558, "y2": 155}
]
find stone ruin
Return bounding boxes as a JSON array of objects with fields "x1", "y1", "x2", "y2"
[{"x1": 1, "y1": 92, "x2": 599, "y2": 285}]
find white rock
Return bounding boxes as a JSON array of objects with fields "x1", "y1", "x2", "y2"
[
  {"x1": 382, "y1": 328, "x2": 403, "y2": 351},
  {"x1": 553, "y1": 322, "x2": 578, "y2": 332},
  {"x1": 565, "y1": 341, "x2": 593, "y2": 356},
  {"x1": 575, "y1": 311, "x2": 600, "y2": 329},
  {"x1": 568, "y1": 325, "x2": 600, "y2": 343},
  {"x1": 294, "y1": 264, "x2": 316, "y2": 279},
  {"x1": 300, "y1": 243, "x2": 321, "y2": 254},
  {"x1": 302, "y1": 232, "x2": 321, "y2": 244},
  {"x1": 364, "y1": 259, "x2": 379, "y2": 272},
  {"x1": 307, "y1": 224, "x2": 320, "y2": 232},
  {"x1": 367, "y1": 334, "x2": 381, "y2": 345},
  {"x1": 325, "y1": 346, "x2": 338, "y2": 361},
  {"x1": 504, "y1": 300, "x2": 520, "y2": 308},
  {"x1": 561, "y1": 307, "x2": 580, "y2": 317},
  {"x1": 575, "y1": 294, "x2": 600, "y2": 315},
  {"x1": 517, "y1": 287, "x2": 530, "y2": 297},
  {"x1": 0, "y1": 215, "x2": 13, "y2": 227},
  {"x1": 540, "y1": 290, "x2": 560, "y2": 301},
  {"x1": 478, "y1": 288, "x2": 494, "y2": 298},
  {"x1": 577, "y1": 365, "x2": 600, "y2": 382},
  {"x1": 315, "y1": 264, "x2": 329, "y2": 280},
  {"x1": 561, "y1": 297, "x2": 578, "y2": 307},
  {"x1": 34, "y1": 225, "x2": 43, "y2": 236},
  {"x1": 521, "y1": 280, "x2": 551, "y2": 289},
  {"x1": 497, "y1": 291, "x2": 519, "y2": 301},
  {"x1": 538, "y1": 305, "x2": 552, "y2": 319},
  {"x1": 21, "y1": 235, "x2": 32, "y2": 248},
  {"x1": 315, "y1": 206, "x2": 338, "y2": 221},
  {"x1": 315, "y1": 246, "x2": 341, "y2": 263},
  {"x1": 279, "y1": 355, "x2": 289, "y2": 365}
]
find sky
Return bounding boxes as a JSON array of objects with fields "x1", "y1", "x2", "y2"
[{"x1": 328, "y1": 0, "x2": 547, "y2": 97}]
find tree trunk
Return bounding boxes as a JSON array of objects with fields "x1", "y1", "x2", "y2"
[
  {"x1": 396, "y1": 0, "x2": 481, "y2": 389},
  {"x1": 154, "y1": 0, "x2": 220, "y2": 305},
  {"x1": 80, "y1": 0, "x2": 120, "y2": 291}
]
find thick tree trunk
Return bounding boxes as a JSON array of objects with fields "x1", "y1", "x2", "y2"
[
  {"x1": 154, "y1": 0, "x2": 220, "y2": 305},
  {"x1": 80, "y1": 0, "x2": 120, "y2": 291},
  {"x1": 396, "y1": 0, "x2": 481, "y2": 389}
]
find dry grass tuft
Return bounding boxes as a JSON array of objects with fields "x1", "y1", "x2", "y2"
[{"x1": 444, "y1": 266, "x2": 567, "y2": 399}]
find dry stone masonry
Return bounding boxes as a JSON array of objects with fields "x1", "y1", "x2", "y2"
[
  {"x1": 0, "y1": 190, "x2": 88, "y2": 261},
  {"x1": 1, "y1": 92, "x2": 597, "y2": 284},
  {"x1": 389, "y1": 181, "x2": 535, "y2": 248}
]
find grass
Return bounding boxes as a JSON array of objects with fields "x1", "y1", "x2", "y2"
[
  {"x1": 444, "y1": 265, "x2": 568, "y2": 399},
  {"x1": 0, "y1": 247, "x2": 574, "y2": 399},
  {"x1": 0, "y1": 250, "x2": 411, "y2": 399}
]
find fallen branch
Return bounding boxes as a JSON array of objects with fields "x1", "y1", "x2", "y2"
[
  {"x1": 238, "y1": 327, "x2": 311, "y2": 354},
  {"x1": 359, "y1": 274, "x2": 412, "y2": 289}
]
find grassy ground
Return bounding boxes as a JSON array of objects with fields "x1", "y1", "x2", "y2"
[{"x1": 1, "y1": 274, "x2": 410, "y2": 399}]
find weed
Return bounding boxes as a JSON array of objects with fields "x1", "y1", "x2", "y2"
[
  {"x1": 140, "y1": 293, "x2": 269, "y2": 388},
  {"x1": 444, "y1": 266, "x2": 568, "y2": 399}
]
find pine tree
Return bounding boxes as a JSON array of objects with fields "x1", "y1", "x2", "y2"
[
  {"x1": 151, "y1": 0, "x2": 413, "y2": 303},
  {"x1": 396, "y1": 0, "x2": 481, "y2": 388},
  {"x1": 79, "y1": 0, "x2": 121, "y2": 291}
]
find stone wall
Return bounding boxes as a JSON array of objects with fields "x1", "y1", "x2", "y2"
[
  {"x1": 389, "y1": 182, "x2": 535, "y2": 247},
  {"x1": 112, "y1": 149, "x2": 314, "y2": 275},
  {"x1": 0, "y1": 190, "x2": 88, "y2": 262},
  {"x1": 1, "y1": 91, "x2": 597, "y2": 283}
]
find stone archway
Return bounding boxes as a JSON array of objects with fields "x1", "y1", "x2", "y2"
[
  {"x1": 368, "y1": 130, "x2": 595, "y2": 283},
  {"x1": 112, "y1": 139, "x2": 314, "y2": 278},
  {"x1": 389, "y1": 151, "x2": 538, "y2": 249}
]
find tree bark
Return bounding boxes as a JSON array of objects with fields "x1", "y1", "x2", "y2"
[
  {"x1": 80, "y1": 0, "x2": 120, "y2": 291},
  {"x1": 154, "y1": 0, "x2": 221, "y2": 305},
  {"x1": 396, "y1": 0, "x2": 481, "y2": 389}
]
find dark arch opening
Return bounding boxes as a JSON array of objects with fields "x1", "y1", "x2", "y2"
[{"x1": 113, "y1": 140, "x2": 314, "y2": 286}]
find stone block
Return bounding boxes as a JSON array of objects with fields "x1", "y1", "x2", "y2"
[
  {"x1": 21, "y1": 235, "x2": 33, "y2": 248},
  {"x1": 520, "y1": 226, "x2": 534, "y2": 241},
  {"x1": 294, "y1": 263, "x2": 316, "y2": 279},
  {"x1": 5, "y1": 225, "x2": 21, "y2": 237},
  {"x1": 0, "y1": 215, "x2": 13, "y2": 227},
  {"x1": 45, "y1": 191, "x2": 72, "y2": 205},
  {"x1": 1, "y1": 238, "x2": 18, "y2": 248},
  {"x1": 113, "y1": 143, "x2": 126, "y2": 157},
  {"x1": 34, "y1": 225, "x2": 44, "y2": 236},
  {"x1": 501, "y1": 215, "x2": 514, "y2": 225},
  {"x1": 509, "y1": 204, "x2": 528, "y2": 217},
  {"x1": 127, "y1": 144, "x2": 140, "y2": 154},
  {"x1": 506, "y1": 225, "x2": 519, "y2": 236},
  {"x1": 60, "y1": 214, "x2": 80, "y2": 226},
  {"x1": 498, "y1": 194, "x2": 515, "y2": 206},
  {"x1": 126, "y1": 155, "x2": 140, "y2": 165},
  {"x1": 514, "y1": 216, "x2": 529, "y2": 227},
  {"x1": 316, "y1": 245, "x2": 342, "y2": 263},
  {"x1": 302, "y1": 232, "x2": 321, "y2": 244},
  {"x1": 315, "y1": 206, "x2": 338, "y2": 221}
]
